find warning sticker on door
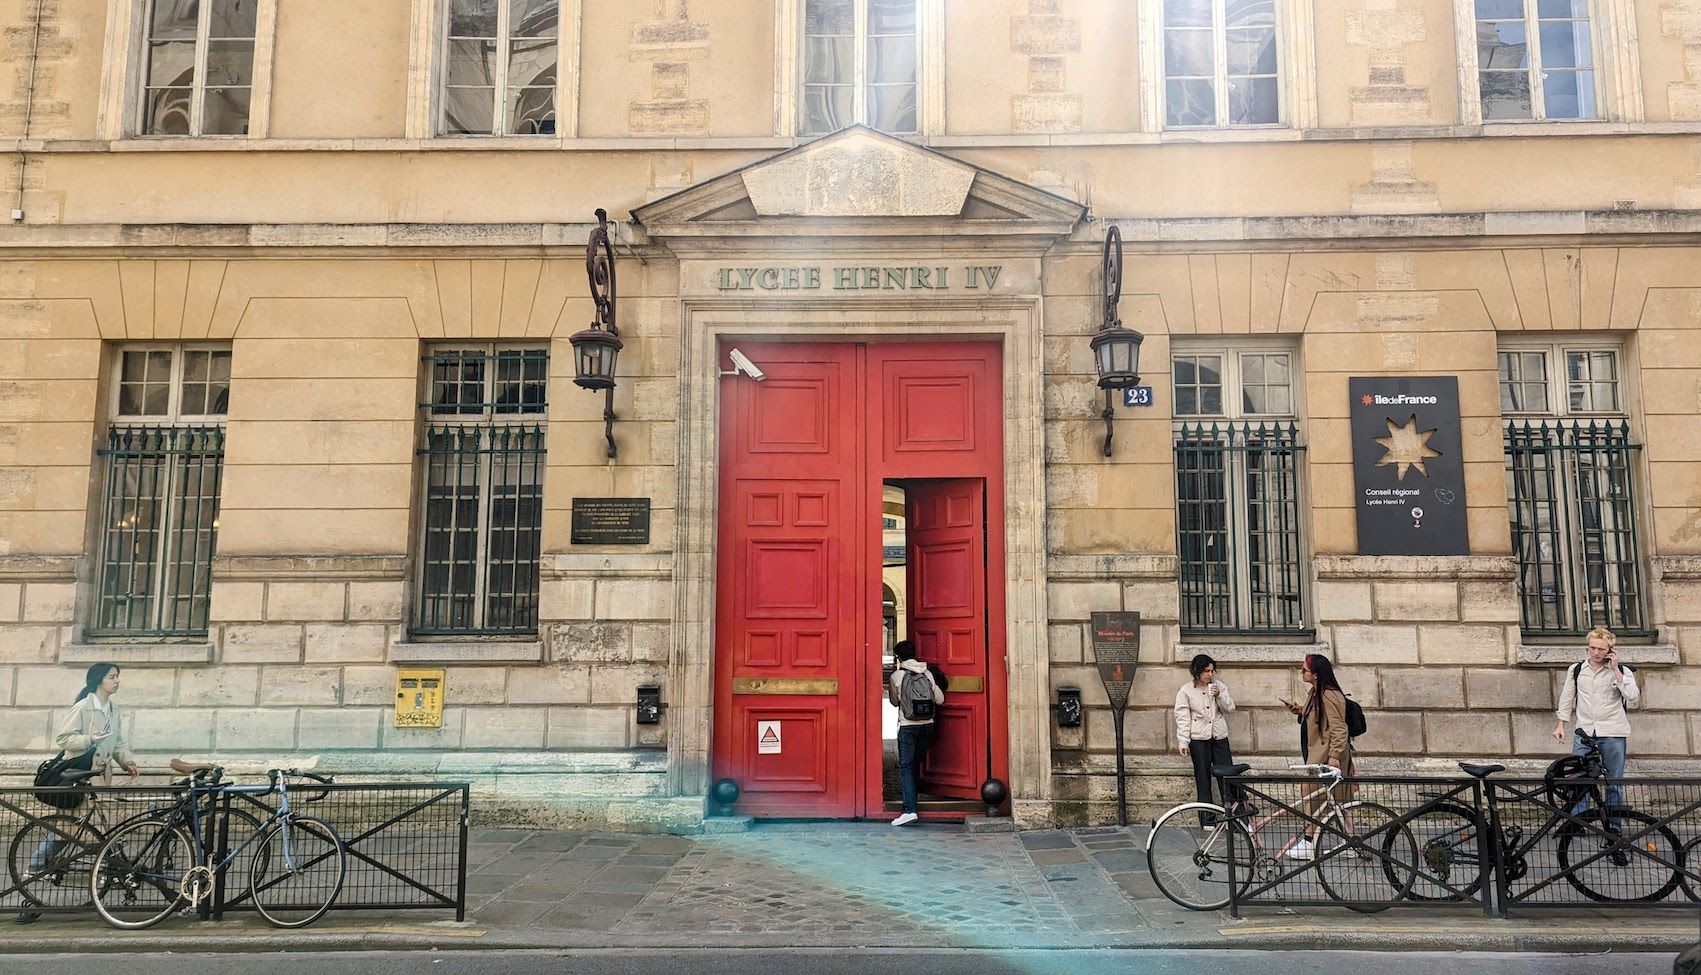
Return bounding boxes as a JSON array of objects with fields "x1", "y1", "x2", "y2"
[{"x1": 756, "y1": 720, "x2": 782, "y2": 754}]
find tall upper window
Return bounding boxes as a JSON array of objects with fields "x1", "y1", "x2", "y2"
[
  {"x1": 442, "y1": 0, "x2": 559, "y2": 136},
  {"x1": 801, "y1": 0, "x2": 918, "y2": 134},
  {"x1": 91, "y1": 346, "x2": 231, "y2": 638},
  {"x1": 1161, "y1": 0, "x2": 1280, "y2": 127},
  {"x1": 1501, "y1": 342, "x2": 1645, "y2": 636},
  {"x1": 140, "y1": 0, "x2": 257, "y2": 135},
  {"x1": 414, "y1": 345, "x2": 548, "y2": 637},
  {"x1": 1172, "y1": 349, "x2": 1308, "y2": 636},
  {"x1": 1475, "y1": 0, "x2": 1596, "y2": 120}
]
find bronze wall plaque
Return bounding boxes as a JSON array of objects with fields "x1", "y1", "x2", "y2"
[
  {"x1": 732, "y1": 678, "x2": 839, "y2": 695},
  {"x1": 571, "y1": 497, "x2": 651, "y2": 545},
  {"x1": 1090, "y1": 611, "x2": 1141, "y2": 712}
]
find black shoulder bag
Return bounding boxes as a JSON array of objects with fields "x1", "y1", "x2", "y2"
[{"x1": 33, "y1": 745, "x2": 96, "y2": 809}]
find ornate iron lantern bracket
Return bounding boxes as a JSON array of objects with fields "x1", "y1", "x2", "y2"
[
  {"x1": 1091, "y1": 225, "x2": 1144, "y2": 457},
  {"x1": 570, "y1": 208, "x2": 622, "y2": 458}
]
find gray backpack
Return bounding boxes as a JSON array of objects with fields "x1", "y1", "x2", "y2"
[{"x1": 898, "y1": 669, "x2": 936, "y2": 720}]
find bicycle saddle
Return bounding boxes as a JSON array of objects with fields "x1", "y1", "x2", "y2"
[
  {"x1": 1458, "y1": 762, "x2": 1505, "y2": 779},
  {"x1": 60, "y1": 768, "x2": 102, "y2": 783},
  {"x1": 1212, "y1": 763, "x2": 1252, "y2": 778}
]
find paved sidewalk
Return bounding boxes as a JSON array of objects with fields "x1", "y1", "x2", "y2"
[{"x1": 2, "y1": 822, "x2": 1697, "y2": 954}]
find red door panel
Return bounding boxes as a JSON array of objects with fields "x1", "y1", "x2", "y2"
[
  {"x1": 713, "y1": 345, "x2": 862, "y2": 818},
  {"x1": 714, "y1": 341, "x2": 1008, "y2": 820},
  {"x1": 907, "y1": 478, "x2": 988, "y2": 800}
]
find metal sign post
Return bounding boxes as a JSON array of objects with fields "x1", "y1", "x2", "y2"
[{"x1": 1090, "y1": 611, "x2": 1141, "y2": 825}]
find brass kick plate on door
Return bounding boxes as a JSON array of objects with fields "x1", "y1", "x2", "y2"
[{"x1": 733, "y1": 677, "x2": 839, "y2": 695}]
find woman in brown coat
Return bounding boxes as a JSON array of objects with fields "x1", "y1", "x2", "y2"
[{"x1": 1284, "y1": 652, "x2": 1352, "y2": 858}]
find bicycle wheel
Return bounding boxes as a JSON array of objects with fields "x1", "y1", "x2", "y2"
[
  {"x1": 7, "y1": 815, "x2": 102, "y2": 908},
  {"x1": 1682, "y1": 836, "x2": 1701, "y2": 903},
  {"x1": 1146, "y1": 803, "x2": 1254, "y2": 911},
  {"x1": 250, "y1": 815, "x2": 346, "y2": 928},
  {"x1": 1400, "y1": 801, "x2": 1485, "y2": 902},
  {"x1": 1557, "y1": 808, "x2": 1682, "y2": 902},
  {"x1": 208, "y1": 807, "x2": 268, "y2": 879},
  {"x1": 1312, "y1": 800, "x2": 1416, "y2": 913},
  {"x1": 89, "y1": 819, "x2": 193, "y2": 929}
]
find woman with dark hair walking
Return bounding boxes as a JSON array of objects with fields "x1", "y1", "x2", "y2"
[
  {"x1": 53, "y1": 663, "x2": 140, "y2": 783},
  {"x1": 1174, "y1": 653, "x2": 1239, "y2": 827},
  {"x1": 1284, "y1": 652, "x2": 1352, "y2": 858}
]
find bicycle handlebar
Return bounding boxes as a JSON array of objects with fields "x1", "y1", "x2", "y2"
[{"x1": 1289, "y1": 763, "x2": 1344, "y2": 779}]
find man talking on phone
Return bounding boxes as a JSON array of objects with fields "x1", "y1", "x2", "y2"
[{"x1": 1551, "y1": 626, "x2": 1639, "y2": 837}]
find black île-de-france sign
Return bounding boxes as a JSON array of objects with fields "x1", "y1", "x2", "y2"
[
  {"x1": 1349, "y1": 376, "x2": 1469, "y2": 556},
  {"x1": 570, "y1": 498, "x2": 651, "y2": 545},
  {"x1": 1089, "y1": 611, "x2": 1141, "y2": 712}
]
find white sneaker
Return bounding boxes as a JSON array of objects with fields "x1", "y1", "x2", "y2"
[
  {"x1": 1285, "y1": 838, "x2": 1315, "y2": 860},
  {"x1": 891, "y1": 812, "x2": 919, "y2": 826}
]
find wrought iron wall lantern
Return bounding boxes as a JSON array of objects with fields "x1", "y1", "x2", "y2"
[
  {"x1": 1091, "y1": 225, "x2": 1144, "y2": 457},
  {"x1": 570, "y1": 208, "x2": 622, "y2": 457}
]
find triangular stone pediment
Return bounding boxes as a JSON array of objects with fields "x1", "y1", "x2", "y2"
[{"x1": 632, "y1": 126, "x2": 1085, "y2": 238}]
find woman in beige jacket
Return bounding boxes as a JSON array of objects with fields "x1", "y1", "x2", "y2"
[
  {"x1": 1174, "y1": 653, "x2": 1241, "y2": 826},
  {"x1": 53, "y1": 663, "x2": 140, "y2": 782},
  {"x1": 1284, "y1": 652, "x2": 1352, "y2": 858}
]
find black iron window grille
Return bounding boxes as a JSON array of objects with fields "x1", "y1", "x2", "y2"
[
  {"x1": 1175, "y1": 421, "x2": 1309, "y2": 636},
  {"x1": 414, "y1": 347, "x2": 547, "y2": 637},
  {"x1": 1504, "y1": 419, "x2": 1648, "y2": 637},
  {"x1": 90, "y1": 425, "x2": 225, "y2": 638}
]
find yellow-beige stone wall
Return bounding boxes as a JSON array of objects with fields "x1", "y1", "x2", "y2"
[{"x1": 1, "y1": 0, "x2": 1700, "y2": 827}]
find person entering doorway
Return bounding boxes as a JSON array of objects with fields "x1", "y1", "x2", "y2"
[{"x1": 888, "y1": 639, "x2": 945, "y2": 826}]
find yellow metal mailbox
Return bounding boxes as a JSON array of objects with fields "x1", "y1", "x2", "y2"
[{"x1": 395, "y1": 669, "x2": 445, "y2": 728}]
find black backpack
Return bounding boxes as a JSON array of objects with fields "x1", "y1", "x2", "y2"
[
  {"x1": 898, "y1": 668, "x2": 936, "y2": 720},
  {"x1": 1344, "y1": 696, "x2": 1368, "y2": 739}
]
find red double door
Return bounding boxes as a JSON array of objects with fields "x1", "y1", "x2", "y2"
[{"x1": 712, "y1": 341, "x2": 1008, "y2": 818}]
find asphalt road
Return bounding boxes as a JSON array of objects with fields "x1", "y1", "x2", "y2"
[{"x1": 3, "y1": 950, "x2": 1677, "y2": 975}]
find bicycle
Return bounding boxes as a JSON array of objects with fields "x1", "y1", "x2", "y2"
[
  {"x1": 1145, "y1": 762, "x2": 1418, "y2": 913},
  {"x1": 88, "y1": 767, "x2": 346, "y2": 929},
  {"x1": 6, "y1": 767, "x2": 266, "y2": 913},
  {"x1": 1401, "y1": 733, "x2": 1685, "y2": 903}
]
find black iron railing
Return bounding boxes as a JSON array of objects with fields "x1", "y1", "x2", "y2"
[
  {"x1": 0, "y1": 780, "x2": 469, "y2": 920},
  {"x1": 1504, "y1": 420, "x2": 1648, "y2": 637},
  {"x1": 1174, "y1": 422, "x2": 1309, "y2": 636},
  {"x1": 1216, "y1": 770, "x2": 1701, "y2": 917}
]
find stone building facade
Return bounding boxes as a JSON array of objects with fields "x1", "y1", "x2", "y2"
[{"x1": 0, "y1": 0, "x2": 1698, "y2": 830}]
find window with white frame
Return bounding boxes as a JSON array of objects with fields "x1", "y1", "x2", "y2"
[
  {"x1": 1474, "y1": 0, "x2": 1596, "y2": 120},
  {"x1": 90, "y1": 346, "x2": 231, "y2": 638},
  {"x1": 441, "y1": 0, "x2": 560, "y2": 136},
  {"x1": 1160, "y1": 0, "x2": 1280, "y2": 127},
  {"x1": 414, "y1": 345, "x2": 548, "y2": 637},
  {"x1": 139, "y1": 0, "x2": 258, "y2": 135},
  {"x1": 1172, "y1": 348, "x2": 1309, "y2": 635},
  {"x1": 801, "y1": 0, "x2": 918, "y2": 134},
  {"x1": 1500, "y1": 342, "x2": 1647, "y2": 635}
]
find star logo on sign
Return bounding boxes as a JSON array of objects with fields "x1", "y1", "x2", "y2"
[
  {"x1": 1372, "y1": 414, "x2": 1442, "y2": 480},
  {"x1": 1361, "y1": 394, "x2": 1373, "y2": 406}
]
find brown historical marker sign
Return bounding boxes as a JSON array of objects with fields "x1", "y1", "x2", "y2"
[{"x1": 1090, "y1": 611, "x2": 1141, "y2": 712}]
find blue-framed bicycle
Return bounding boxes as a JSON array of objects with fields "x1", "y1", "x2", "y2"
[{"x1": 88, "y1": 767, "x2": 346, "y2": 929}]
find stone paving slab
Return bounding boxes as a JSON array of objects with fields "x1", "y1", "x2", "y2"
[{"x1": 0, "y1": 822, "x2": 1696, "y2": 955}]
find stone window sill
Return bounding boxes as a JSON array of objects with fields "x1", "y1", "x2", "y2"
[
  {"x1": 61, "y1": 643, "x2": 214, "y2": 664},
  {"x1": 1169, "y1": 642, "x2": 1329, "y2": 664},
  {"x1": 389, "y1": 641, "x2": 544, "y2": 664},
  {"x1": 1515, "y1": 644, "x2": 1679, "y2": 667}
]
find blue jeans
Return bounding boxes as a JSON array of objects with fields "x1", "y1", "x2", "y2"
[
  {"x1": 1569, "y1": 731, "x2": 1627, "y2": 831},
  {"x1": 896, "y1": 723, "x2": 935, "y2": 814}
]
